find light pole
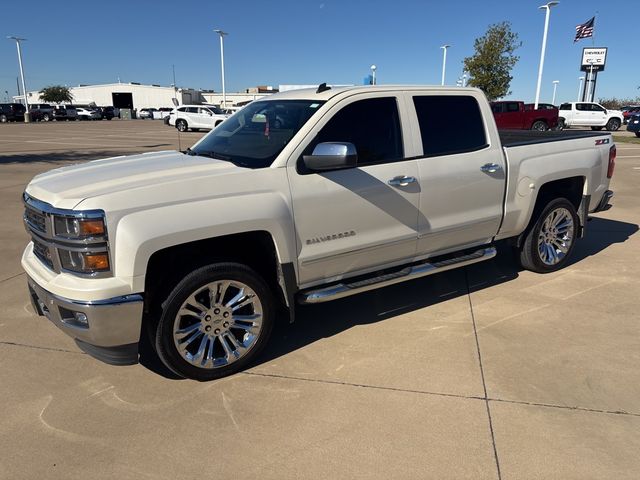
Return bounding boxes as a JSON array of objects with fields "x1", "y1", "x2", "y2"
[
  {"x1": 551, "y1": 80, "x2": 559, "y2": 105},
  {"x1": 214, "y1": 29, "x2": 228, "y2": 108},
  {"x1": 577, "y1": 76, "x2": 585, "y2": 101},
  {"x1": 370, "y1": 64, "x2": 377, "y2": 85},
  {"x1": 533, "y1": 1, "x2": 559, "y2": 110},
  {"x1": 440, "y1": 45, "x2": 450, "y2": 86},
  {"x1": 7, "y1": 36, "x2": 30, "y2": 123}
]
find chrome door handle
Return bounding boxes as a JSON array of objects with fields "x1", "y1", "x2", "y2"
[
  {"x1": 388, "y1": 175, "x2": 417, "y2": 187},
  {"x1": 480, "y1": 163, "x2": 502, "y2": 173}
]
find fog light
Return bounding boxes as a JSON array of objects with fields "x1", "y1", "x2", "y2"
[{"x1": 74, "y1": 312, "x2": 88, "y2": 326}]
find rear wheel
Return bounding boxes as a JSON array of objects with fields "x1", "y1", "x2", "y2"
[
  {"x1": 0, "y1": 114, "x2": 7, "y2": 123},
  {"x1": 154, "y1": 263, "x2": 275, "y2": 380},
  {"x1": 43, "y1": 113, "x2": 51, "y2": 122},
  {"x1": 635, "y1": 132, "x2": 640, "y2": 138},
  {"x1": 531, "y1": 120, "x2": 548, "y2": 131},
  {"x1": 518, "y1": 198, "x2": 579, "y2": 273},
  {"x1": 556, "y1": 118, "x2": 565, "y2": 130},
  {"x1": 176, "y1": 119, "x2": 188, "y2": 132},
  {"x1": 606, "y1": 118, "x2": 621, "y2": 131}
]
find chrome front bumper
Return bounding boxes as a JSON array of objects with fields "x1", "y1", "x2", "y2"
[{"x1": 27, "y1": 276, "x2": 143, "y2": 365}]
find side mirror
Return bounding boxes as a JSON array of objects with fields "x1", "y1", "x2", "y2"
[
  {"x1": 303, "y1": 142, "x2": 357, "y2": 171},
  {"x1": 604, "y1": 109, "x2": 607, "y2": 114}
]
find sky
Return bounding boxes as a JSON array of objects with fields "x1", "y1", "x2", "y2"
[{"x1": 1, "y1": 0, "x2": 638, "y2": 104}]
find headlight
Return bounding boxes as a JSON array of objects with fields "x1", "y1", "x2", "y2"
[
  {"x1": 54, "y1": 216, "x2": 106, "y2": 238},
  {"x1": 59, "y1": 250, "x2": 110, "y2": 274}
]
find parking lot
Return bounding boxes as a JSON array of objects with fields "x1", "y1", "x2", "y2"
[{"x1": 1, "y1": 119, "x2": 639, "y2": 479}]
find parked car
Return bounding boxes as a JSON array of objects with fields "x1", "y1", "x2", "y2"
[
  {"x1": 169, "y1": 105, "x2": 229, "y2": 131},
  {"x1": 30, "y1": 104, "x2": 55, "y2": 121},
  {"x1": 53, "y1": 105, "x2": 78, "y2": 121},
  {"x1": 76, "y1": 107, "x2": 101, "y2": 120},
  {"x1": 621, "y1": 105, "x2": 640, "y2": 125},
  {"x1": 491, "y1": 101, "x2": 559, "y2": 131},
  {"x1": 559, "y1": 102, "x2": 624, "y2": 131},
  {"x1": 138, "y1": 108, "x2": 157, "y2": 119},
  {"x1": 98, "y1": 106, "x2": 116, "y2": 120},
  {"x1": 22, "y1": 85, "x2": 616, "y2": 380},
  {"x1": 627, "y1": 112, "x2": 640, "y2": 137},
  {"x1": 0, "y1": 103, "x2": 26, "y2": 122},
  {"x1": 28, "y1": 108, "x2": 45, "y2": 122}
]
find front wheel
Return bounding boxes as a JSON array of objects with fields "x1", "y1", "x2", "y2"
[
  {"x1": 0, "y1": 114, "x2": 7, "y2": 123},
  {"x1": 531, "y1": 120, "x2": 548, "y2": 131},
  {"x1": 154, "y1": 263, "x2": 275, "y2": 380},
  {"x1": 606, "y1": 118, "x2": 621, "y2": 131},
  {"x1": 518, "y1": 198, "x2": 579, "y2": 273},
  {"x1": 176, "y1": 119, "x2": 188, "y2": 132},
  {"x1": 43, "y1": 113, "x2": 51, "y2": 122}
]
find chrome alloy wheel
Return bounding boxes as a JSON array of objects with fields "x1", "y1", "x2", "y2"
[
  {"x1": 537, "y1": 207, "x2": 574, "y2": 266},
  {"x1": 172, "y1": 280, "x2": 263, "y2": 369}
]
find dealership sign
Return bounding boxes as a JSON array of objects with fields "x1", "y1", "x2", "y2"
[{"x1": 581, "y1": 47, "x2": 607, "y2": 72}]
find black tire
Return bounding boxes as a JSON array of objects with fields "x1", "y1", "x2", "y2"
[
  {"x1": 154, "y1": 262, "x2": 275, "y2": 381},
  {"x1": 531, "y1": 120, "x2": 548, "y2": 131},
  {"x1": 215, "y1": 121, "x2": 223, "y2": 127},
  {"x1": 518, "y1": 197, "x2": 579, "y2": 274},
  {"x1": 591, "y1": 126, "x2": 603, "y2": 131},
  {"x1": 556, "y1": 118, "x2": 565, "y2": 131},
  {"x1": 43, "y1": 113, "x2": 51, "y2": 122},
  {"x1": 0, "y1": 114, "x2": 7, "y2": 123},
  {"x1": 176, "y1": 119, "x2": 188, "y2": 132},
  {"x1": 606, "y1": 118, "x2": 621, "y2": 131},
  {"x1": 635, "y1": 132, "x2": 640, "y2": 138}
]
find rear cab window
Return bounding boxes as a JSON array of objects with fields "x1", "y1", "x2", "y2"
[{"x1": 412, "y1": 95, "x2": 487, "y2": 157}]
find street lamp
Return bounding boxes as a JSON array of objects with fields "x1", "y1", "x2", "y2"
[
  {"x1": 440, "y1": 45, "x2": 450, "y2": 86},
  {"x1": 551, "y1": 80, "x2": 559, "y2": 105},
  {"x1": 533, "y1": 1, "x2": 559, "y2": 110},
  {"x1": 7, "y1": 36, "x2": 30, "y2": 123},
  {"x1": 370, "y1": 64, "x2": 377, "y2": 85},
  {"x1": 577, "y1": 76, "x2": 585, "y2": 101},
  {"x1": 214, "y1": 29, "x2": 228, "y2": 108}
]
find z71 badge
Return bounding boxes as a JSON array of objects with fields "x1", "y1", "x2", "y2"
[
  {"x1": 595, "y1": 138, "x2": 610, "y2": 145},
  {"x1": 306, "y1": 230, "x2": 356, "y2": 245}
]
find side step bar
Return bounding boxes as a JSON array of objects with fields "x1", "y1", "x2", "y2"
[{"x1": 298, "y1": 246, "x2": 497, "y2": 304}]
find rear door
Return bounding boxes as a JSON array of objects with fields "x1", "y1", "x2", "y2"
[
  {"x1": 574, "y1": 103, "x2": 593, "y2": 126},
  {"x1": 287, "y1": 94, "x2": 420, "y2": 286},
  {"x1": 184, "y1": 107, "x2": 200, "y2": 127},
  {"x1": 502, "y1": 102, "x2": 524, "y2": 129},
  {"x1": 409, "y1": 93, "x2": 505, "y2": 256}
]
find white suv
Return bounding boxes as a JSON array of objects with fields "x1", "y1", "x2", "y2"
[
  {"x1": 559, "y1": 102, "x2": 624, "y2": 131},
  {"x1": 168, "y1": 105, "x2": 229, "y2": 132}
]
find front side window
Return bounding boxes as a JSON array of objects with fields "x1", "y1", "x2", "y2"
[
  {"x1": 189, "y1": 100, "x2": 326, "y2": 169},
  {"x1": 413, "y1": 95, "x2": 487, "y2": 157},
  {"x1": 304, "y1": 97, "x2": 403, "y2": 166}
]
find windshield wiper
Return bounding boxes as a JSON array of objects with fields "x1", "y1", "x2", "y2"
[{"x1": 186, "y1": 149, "x2": 246, "y2": 166}]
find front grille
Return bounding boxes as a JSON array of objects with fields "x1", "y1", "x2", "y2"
[
  {"x1": 32, "y1": 237, "x2": 54, "y2": 270},
  {"x1": 25, "y1": 207, "x2": 47, "y2": 233}
]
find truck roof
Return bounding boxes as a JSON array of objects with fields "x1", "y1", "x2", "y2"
[{"x1": 264, "y1": 85, "x2": 483, "y2": 102}]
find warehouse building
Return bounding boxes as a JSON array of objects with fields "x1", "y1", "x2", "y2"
[{"x1": 21, "y1": 83, "x2": 204, "y2": 110}]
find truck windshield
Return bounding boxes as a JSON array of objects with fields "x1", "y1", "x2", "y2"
[{"x1": 188, "y1": 100, "x2": 325, "y2": 168}]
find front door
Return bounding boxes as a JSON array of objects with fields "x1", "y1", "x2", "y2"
[
  {"x1": 408, "y1": 94, "x2": 505, "y2": 256},
  {"x1": 287, "y1": 95, "x2": 420, "y2": 286}
]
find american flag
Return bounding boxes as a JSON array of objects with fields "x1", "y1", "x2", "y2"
[{"x1": 574, "y1": 17, "x2": 595, "y2": 42}]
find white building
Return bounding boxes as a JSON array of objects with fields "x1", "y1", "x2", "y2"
[{"x1": 19, "y1": 83, "x2": 204, "y2": 110}]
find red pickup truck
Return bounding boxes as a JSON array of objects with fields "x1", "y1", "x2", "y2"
[{"x1": 490, "y1": 101, "x2": 559, "y2": 131}]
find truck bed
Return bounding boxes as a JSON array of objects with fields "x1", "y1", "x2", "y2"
[{"x1": 499, "y1": 129, "x2": 610, "y2": 148}]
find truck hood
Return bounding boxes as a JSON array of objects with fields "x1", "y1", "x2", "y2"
[{"x1": 25, "y1": 150, "x2": 242, "y2": 209}]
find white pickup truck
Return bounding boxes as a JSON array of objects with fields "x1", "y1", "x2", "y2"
[
  {"x1": 559, "y1": 102, "x2": 624, "y2": 131},
  {"x1": 22, "y1": 85, "x2": 616, "y2": 380}
]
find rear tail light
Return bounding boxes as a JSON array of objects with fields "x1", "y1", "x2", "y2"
[{"x1": 607, "y1": 145, "x2": 616, "y2": 179}]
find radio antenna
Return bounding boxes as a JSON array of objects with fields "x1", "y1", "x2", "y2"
[{"x1": 171, "y1": 65, "x2": 182, "y2": 152}]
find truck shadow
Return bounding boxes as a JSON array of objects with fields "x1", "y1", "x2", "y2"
[
  {"x1": 139, "y1": 216, "x2": 637, "y2": 379},
  {"x1": 0, "y1": 148, "x2": 171, "y2": 165}
]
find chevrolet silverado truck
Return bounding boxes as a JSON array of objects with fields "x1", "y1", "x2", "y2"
[
  {"x1": 559, "y1": 102, "x2": 624, "y2": 131},
  {"x1": 22, "y1": 85, "x2": 616, "y2": 380},
  {"x1": 490, "y1": 100, "x2": 559, "y2": 131}
]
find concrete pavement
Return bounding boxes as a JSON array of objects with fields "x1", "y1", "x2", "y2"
[{"x1": 1, "y1": 120, "x2": 639, "y2": 479}]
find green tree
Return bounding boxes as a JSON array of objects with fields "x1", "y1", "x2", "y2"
[
  {"x1": 39, "y1": 85, "x2": 73, "y2": 104},
  {"x1": 463, "y1": 22, "x2": 521, "y2": 101}
]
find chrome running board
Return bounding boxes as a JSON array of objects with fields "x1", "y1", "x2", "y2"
[{"x1": 298, "y1": 246, "x2": 497, "y2": 304}]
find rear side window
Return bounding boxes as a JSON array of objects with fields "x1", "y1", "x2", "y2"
[
  {"x1": 506, "y1": 102, "x2": 520, "y2": 112},
  {"x1": 559, "y1": 103, "x2": 571, "y2": 110},
  {"x1": 576, "y1": 103, "x2": 588, "y2": 111},
  {"x1": 413, "y1": 96, "x2": 487, "y2": 157},
  {"x1": 308, "y1": 97, "x2": 403, "y2": 165}
]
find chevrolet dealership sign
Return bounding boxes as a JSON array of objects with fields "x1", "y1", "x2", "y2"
[{"x1": 581, "y1": 47, "x2": 607, "y2": 72}]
